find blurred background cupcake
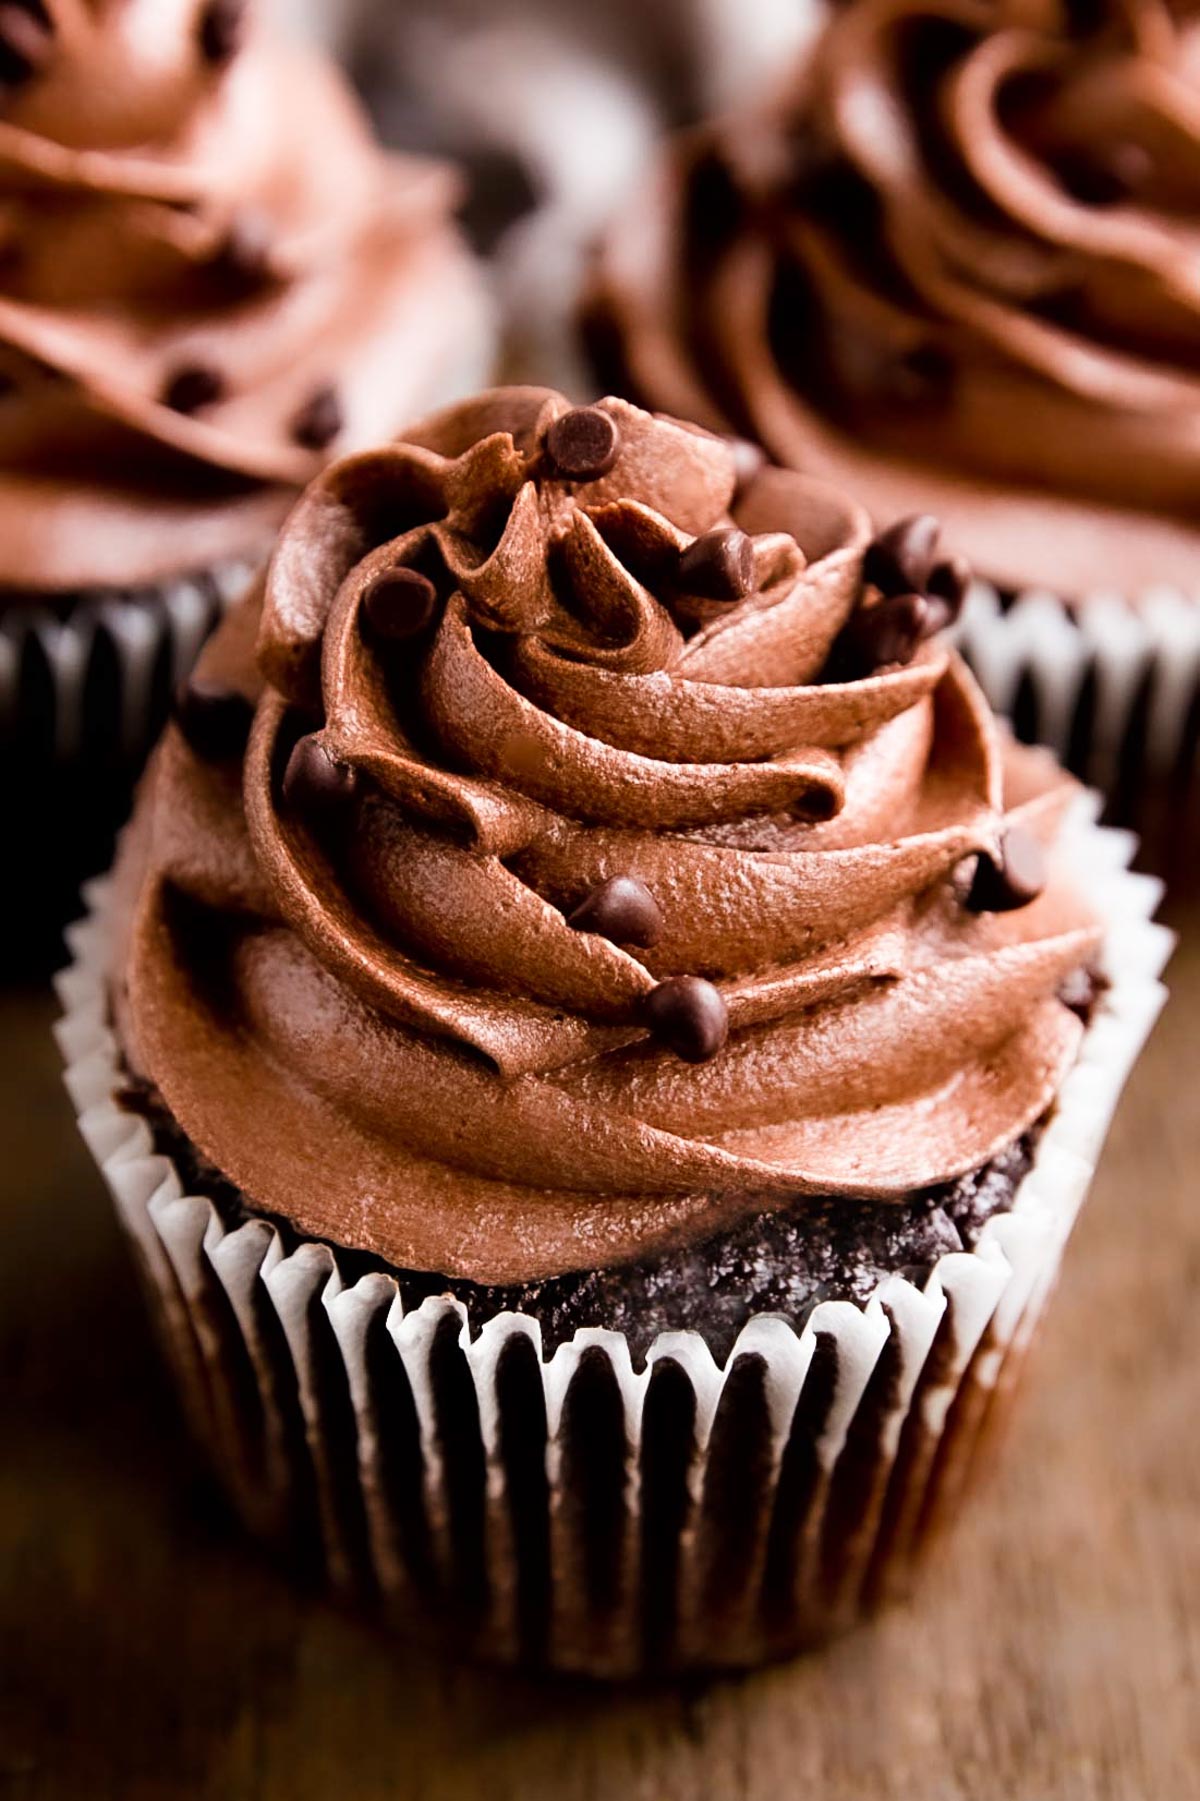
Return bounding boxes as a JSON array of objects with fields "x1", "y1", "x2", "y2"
[
  {"x1": 282, "y1": 0, "x2": 825, "y2": 392},
  {"x1": 586, "y1": 0, "x2": 1200, "y2": 864},
  {"x1": 62, "y1": 389, "x2": 1167, "y2": 1674},
  {"x1": 2, "y1": 0, "x2": 491, "y2": 971}
]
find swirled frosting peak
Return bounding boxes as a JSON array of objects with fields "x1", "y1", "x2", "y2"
[
  {"x1": 0, "y1": 0, "x2": 487, "y2": 593},
  {"x1": 114, "y1": 387, "x2": 1101, "y2": 1282},
  {"x1": 589, "y1": 0, "x2": 1200, "y2": 595}
]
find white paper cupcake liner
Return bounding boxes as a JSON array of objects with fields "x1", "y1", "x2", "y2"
[
  {"x1": 55, "y1": 797, "x2": 1169, "y2": 1676},
  {"x1": 956, "y1": 581, "x2": 1200, "y2": 807}
]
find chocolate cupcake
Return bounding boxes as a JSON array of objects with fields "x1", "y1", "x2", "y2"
[
  {"x1": 1, "y1": 0, "x2": 491, "y2": 965},
  {"x1": 586, "y1": 0, "x2": 1200, "y2": 838},
  {"x1": 61, "y1": 390, "x2": 1168, "y2": 1674}
]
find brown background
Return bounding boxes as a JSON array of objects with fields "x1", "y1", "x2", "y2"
[{"x1": 2, "y1": 886, "x2": 1197, "y2": 1801}]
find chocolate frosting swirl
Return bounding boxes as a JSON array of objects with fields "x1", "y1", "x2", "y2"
[
  {"x1": 113, "y1": 388, "x2": 1100, "y2": 1283},
  {"x1": 0, "y1": 0, "x2": 486, "y2": 593},
  {"x1": 589, "y1": 0, "x2": 1200, "y2": 595}
]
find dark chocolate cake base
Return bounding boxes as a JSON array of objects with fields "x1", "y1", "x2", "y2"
[{"x1": 117, "y1": 1079, "x2": 1047, "y2": 1364}]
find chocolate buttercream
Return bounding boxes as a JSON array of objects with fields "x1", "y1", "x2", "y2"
[
  {"x1": 112, "y1": 388, "x2": 1101, "y2": 1284},
  {"x1": 0, "y1": 0, "x2": 486, "y2": 595},
  {"x1": 589, "y1": 0, "x2": 1200, "y2": 596}
]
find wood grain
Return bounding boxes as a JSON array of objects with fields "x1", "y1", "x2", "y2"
[{"x1": 1, "y1": 895, "x2": 1197, "y2": 1801}]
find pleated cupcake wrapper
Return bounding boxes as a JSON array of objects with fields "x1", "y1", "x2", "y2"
[
  {"x1": 0, "y1": 559, "x2": 257, "y2": 767},
  {"x1": 0, "y1": 293, "x2": 496, "y2": 773},
  {"x1": 957, "y1": 580, "x2": 1200, "y2": 799},
  {"x1": 56, "y1": 797, "x2": 1169, "y2": 1676}
]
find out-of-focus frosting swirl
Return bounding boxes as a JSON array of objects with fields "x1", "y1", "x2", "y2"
[
  {"x1": 0, "y1": 0, "x2": 487, "y2": 592},
  {"x1": 589, "y1": 0, "x2": 1200, "y2": 595},
  {"x1": 114, "y1": 388, "x2": 1100, "y2": 1283}
]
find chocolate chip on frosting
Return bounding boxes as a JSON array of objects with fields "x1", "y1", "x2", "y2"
[
  {"x1": 864, "y1": 515, "x2": 941, "y2": 598},
  {"x1": 544, "y1": 406, "x2": 620, "y2": 482},
  {"x1": 675, "y1": 527, "x2": 756, "y2": 602},
  {"x1": 173, "y1": 676, "x2": 254, "y2": 761},
  {"x1": 0, "y1": 1, "x2": 52, "y2": 88},
  {"x1": 568, "y1": 875, "x2": 664, "y2": 950},
  {"x1": 840, "y1": 591, "x2": 929, "y2": 675},
  {"x1": 859, "y1": 519, "x2": 970, "y2": 642},
  {"x1": 645, "y1": 976, "x2": 729, "y2": 1064},
  {"x1": 964, "y1": 827, "x2": 1047, "y2": 913},
  {"x1": 918, "y1": 554, "x2": 965, "y2": 619},
  {"x1": 361, "y1": 566, "x2": 439, "y2": 641},
  {"x1": 162, "y1": 362, "x2": 225, "y2": 414},
  {"x1": 282, "y1": 734, "x2": 358, "y2": 825},
  {"x1": 291, "y1": 383, "x2": 343, "y2": 451},
  {"x1": 198, "y1": 0, "x2": 246, "y2": 66}
]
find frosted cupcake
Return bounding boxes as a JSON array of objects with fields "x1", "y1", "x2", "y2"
[
  {"x1": 587, "y1": 0, "x2": 1200, "y2": 820},
  {"x1": 0, "y1": 0, "x2": 490, "y2": 960},
  {"x1": 62, "y1": 390, "x2": 1167, "y2": 1674}
]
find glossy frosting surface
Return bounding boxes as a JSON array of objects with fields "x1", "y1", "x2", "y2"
[
  {"x1": 0, "y1": 0, "x2": 485, "y2": 592},
  {"x1": 114, "y1": 389, "x2": 1100, "y2": 1282},
  {"x1": 590, "y1": 0, "x2": 1200, "y2": 596}
]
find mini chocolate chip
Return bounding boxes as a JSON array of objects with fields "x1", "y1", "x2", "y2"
[
  {"x1": 173, "y1": 675, "x2": 254, "y2": 761},
  {"x1": 361, "y1": 566, "x2": 439, "y2": 641},
  {"x1": 927, "y1": 552, "x2": 971, "y2": 613},
  {"x1": 198, "y1": 0, "x2": 246, "y2": 65},
  {"x1": 282, "y1": 734, "x2": 358, "y2": 826},
  {"x1": 920, "y1": 553, "x2": 973, "y2": 636},
  {"x1": 675, "y1": 527, "x2": 756, "y2": 602},
  {"x1": 212, "y1": 208, "x2": 273, "y2": 285},
  {"x1": 963, "y1": 826, "x2": 1047, "y2": 913},
  {"x1": 0, "y1": 1, "x2": 52, "y2": 87},
  {"x1": 568, "y1": 875, "x2": 664, "y2": 950},
  {"x1": 645, "y1": 976, "x2": 729, "y2": 1064},
  {"x1": 544, "y1": 406, "x2": 620, "y2": 482},
  {"x1": 728, "y1": 436, "x2": 765, "y2": 501},
  {"x1": 840, "y1": 591, "x2": 929, "y2": 675},
  {"x1": 864, "y1": 515, "x2": 941, "y2": 597},
  {"x1": 291, "y1": 383, "x2": 343, "y2": 451},
  {"x1": 162, "y1": 362, "x2": 225, "y2": 414}
]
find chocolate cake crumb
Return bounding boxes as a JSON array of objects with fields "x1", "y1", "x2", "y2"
[{"x1": 116, "y1": 1073, "x2": 1043, "y2": 1365}]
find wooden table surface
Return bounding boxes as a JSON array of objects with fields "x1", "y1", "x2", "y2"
[{"x1": 2, "y1": 887, "x2": 1197, "y2": 1801}]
